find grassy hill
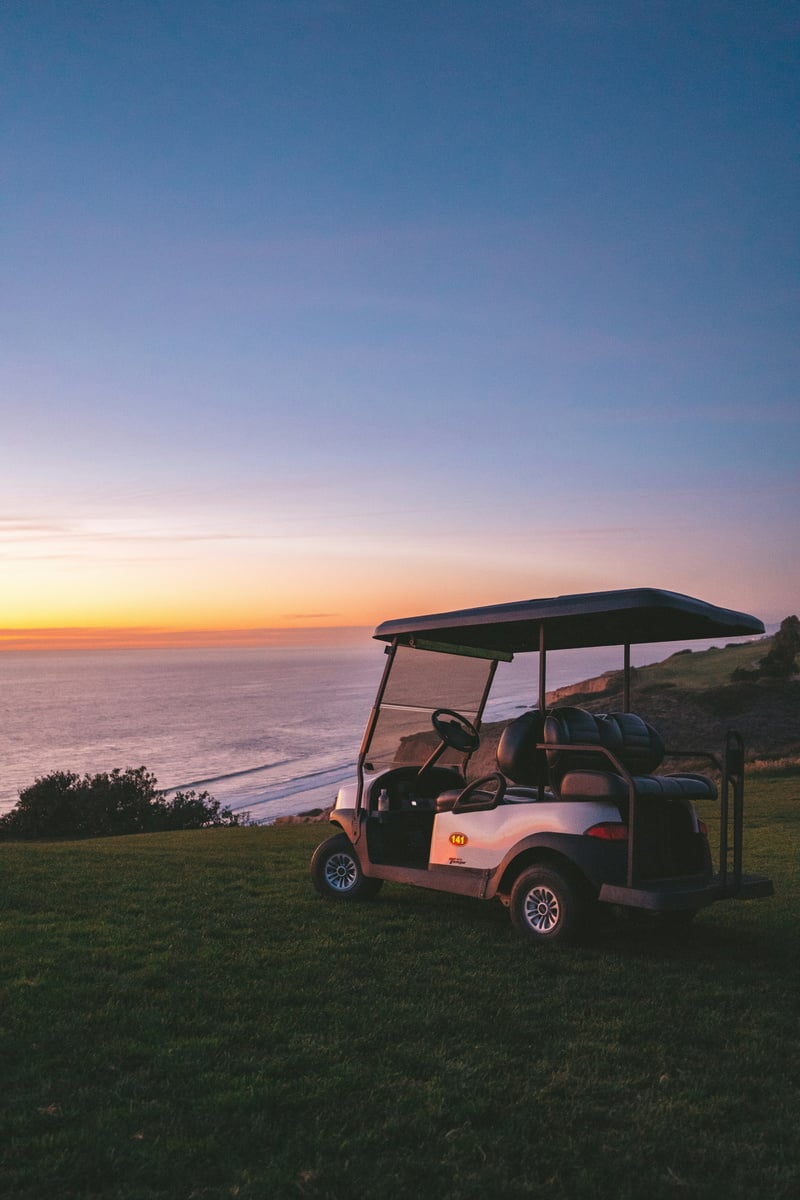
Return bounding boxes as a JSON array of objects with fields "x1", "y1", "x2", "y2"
[
  {"x1": 1, "y1": 776, "x2": 798, "y2": 1200},
  {"x1": 548, "y1": 633, "x2": 775, "y2": 699}
]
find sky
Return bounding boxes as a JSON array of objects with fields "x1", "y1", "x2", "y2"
[{"x1": 2, "y1": 0, "x2": 798, "y2": 648}]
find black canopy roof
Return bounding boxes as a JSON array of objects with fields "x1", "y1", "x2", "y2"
[{"x1": 373, "y1": 588, "x2": 764, "y2": 655}]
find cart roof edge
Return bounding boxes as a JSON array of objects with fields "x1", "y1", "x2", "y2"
[{"x1": 373, "y1": 587, "x2": 765, "y2": 654}]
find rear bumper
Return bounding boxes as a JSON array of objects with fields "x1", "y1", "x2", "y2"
[{"x1": 599, "y1": 873, "x2": 774, "y2": 911}]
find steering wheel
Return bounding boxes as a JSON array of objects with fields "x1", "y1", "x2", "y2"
[
  {"x1": 452, "y1": 772, "x2": 507, "y2": 813},
  {"x1": 431, "y1": 709, "x2": 480, "y2": 754}
]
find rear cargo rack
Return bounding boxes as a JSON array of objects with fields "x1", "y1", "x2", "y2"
[
  {"x1": 715, "y1": 730, "x2": 773, "y2": 901},
  {"x1": 598, "y1": 728, "x2": 773, "y2": 911}
]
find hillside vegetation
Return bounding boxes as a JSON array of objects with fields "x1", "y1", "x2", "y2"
[{"x1": 550, "y1": 625, "x2": 793, "y2": 697}]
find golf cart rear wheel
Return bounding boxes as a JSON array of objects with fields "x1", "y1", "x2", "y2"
[
  {"x1": 510, "y1": 865, "x2": 586, "y2": 945},
  {"x1": 311, "y1": 834, "x2": 383, "y2": 901}
]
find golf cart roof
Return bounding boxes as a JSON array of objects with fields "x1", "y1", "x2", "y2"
[{"x1": 373, "y1": 588, "x2": 764, "y2": 656}]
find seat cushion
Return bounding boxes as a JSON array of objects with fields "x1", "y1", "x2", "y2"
[
  {"x1": 435, "y1": 789, "x2": 461, "y2": 812},
  {"x1": 559, "y1": 769, "x2": 717, "y2": 803}
]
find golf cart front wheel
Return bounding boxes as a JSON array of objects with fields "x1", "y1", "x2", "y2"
[
  {"x1": 311, "y1": 834, "x2": 383, "y2": 901},
  {"x1": 510, "y1": 865, "x2": 587, "y2": 945}
]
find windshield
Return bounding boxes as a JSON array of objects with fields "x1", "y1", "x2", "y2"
[{"x1": 362, "y1": 645, "x2": 494, "y2": 775}]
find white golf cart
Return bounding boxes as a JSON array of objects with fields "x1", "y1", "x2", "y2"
[{"x1": 310, "y1": 588, "x2": 773, "y2": 944}]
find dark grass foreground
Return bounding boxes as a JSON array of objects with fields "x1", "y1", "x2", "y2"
[{"x1": 1, "y1": 776, "x2": 798, "y2": 1200}]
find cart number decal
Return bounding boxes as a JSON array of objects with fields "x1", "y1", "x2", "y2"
[{"x1": 449, "y1": 833, "x2": 468, "y2": 846}]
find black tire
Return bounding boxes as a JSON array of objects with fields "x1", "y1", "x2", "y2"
[
  {"x1": 509, "y1": 865, "x2": 588, "y2": 945},
  {"x1": 310, "y1": 834, "x2": 383, "y2": 901}
]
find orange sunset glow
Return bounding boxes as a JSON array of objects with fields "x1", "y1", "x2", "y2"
[{"x1": 2, "y1": 509, "x2": 793, "y2": 653}]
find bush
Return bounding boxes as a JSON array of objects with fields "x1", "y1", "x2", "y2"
[
  {"x1": 759, "y1": 615, "x2": 800, "y2": 680},
  {"x1": 0, "y1": 767, "x2": 242, "y2": 841},
  {"x1": 731, "y1": 666, "x2": 760, "y2": 683},
  {"x1": 729, "y1": 616, "x2": 799, "y2": 685}
]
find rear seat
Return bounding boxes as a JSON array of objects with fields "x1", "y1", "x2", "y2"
[{"x1": 544, "y1": 707, "x2": 716, "y2": 802}]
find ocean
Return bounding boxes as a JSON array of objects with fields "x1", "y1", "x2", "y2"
[{"x1": 0, "y1": 636, "x2": 739, "y2": 822}]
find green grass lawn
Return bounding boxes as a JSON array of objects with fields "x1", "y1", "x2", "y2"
[{"x1": 1, "y1": 775, "x2": 798, "y2": 1200}]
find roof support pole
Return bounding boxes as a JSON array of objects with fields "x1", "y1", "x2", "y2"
[
  {"x1": 623, "y1": 643, "x2": 631, "y2": 712},
  {"x1": 538, "y1": 624, "x2": 547, "y2": 711}
]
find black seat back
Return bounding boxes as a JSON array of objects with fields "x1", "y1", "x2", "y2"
[
  {"x1": 604, "y1": 712, "x2": 665, "y2": 774},
  {"x1": 544, "y1": 707, "x2": 608, "y2": 783},
  {"x1": 496, "y1": 711, "x2": 548, "y2": 787}
]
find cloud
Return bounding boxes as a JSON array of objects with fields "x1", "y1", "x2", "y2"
[
  {"x1": 0, "y1": 516, "x2": 323, "y2": 556},
  {"x1": 0, "y1": 518, "x2": 73, "y2": 535},
  {"x1": 282, "y1": 612, "x2": 339, "y2": 620}
]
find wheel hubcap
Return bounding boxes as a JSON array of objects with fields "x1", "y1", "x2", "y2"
[
  {"x1": 325, "y1": 852, "x2": 358, "y2": 891},
  {"x1": 524, "y1": 885, "x2": 560, "y2": 932}
]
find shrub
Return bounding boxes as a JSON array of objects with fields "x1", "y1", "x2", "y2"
[
  {"x1": 148, "y1": 788, "x2": 242, "y2": 832},
  {"x1": 759, "y1": 615, "x2": 800, "y2": 680},
  {"x1": 731, "y1": 666, "x2": 760, "y2": 683},
  {"x1": 0, "y1": 767, "x2": 241, "y2": 840},
  {"x1": 729, "y1": 617, "x2": 799, "y2": 685}
]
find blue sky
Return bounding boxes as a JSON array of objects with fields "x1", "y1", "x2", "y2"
[{"x1": 2, "y1": 1, "x2": 798, "y2": 641}]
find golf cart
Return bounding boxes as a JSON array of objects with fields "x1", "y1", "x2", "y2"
[{"x1": 310, "y1": 588, "x2": 773, "y2": 943}]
